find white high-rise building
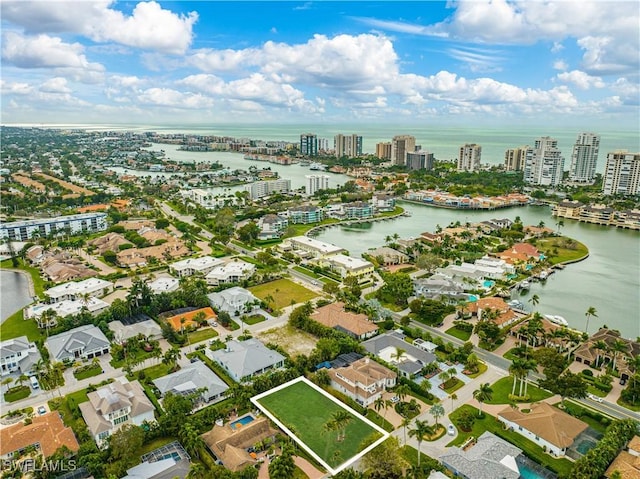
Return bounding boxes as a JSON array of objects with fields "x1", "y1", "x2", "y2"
[
  {"x1": 244, "y1": 179, "x2": 291, "y2": 199},
  {"x1": 306, "y1": 175, "x2": 330, "y2": 196},
  {"x1": 458, "y1": 144, "x2": 482, "y2": 172},
  {"x1": 524, "y1": 137, "x2": 565, "y2": 187},
  {"x1": 569, "y1": 133, "x2": 600, "y2": 183},
  {"x1": 602, "y1": 150, "x2": 640, "y2": 196},
  {"x1": 391, "y1": 135, "x2": 416, "y2": 166}
]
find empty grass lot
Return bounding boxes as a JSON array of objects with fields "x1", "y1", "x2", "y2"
[
  {"x1": 256, "y1": 380, "x2": 381, "y2": 468},
  {"x1": 249, "y1": 278, "x2": 318, "y2": 309},
  {"x1": 485, "y1": 377, "x2": 553, "y2": 404}
]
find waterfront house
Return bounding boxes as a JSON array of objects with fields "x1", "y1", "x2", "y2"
[
  {"x1": 207, "y1": 287, "x2": 261, "y2": 317},
  {"x1": 414, "y1": 274, "x2": 468, "y2": 301},
  {"x1": 79, "y1": 377, "x2": 155, "y2": 448},
  {"x1": 497, "y1": 243, "x2": 541, "y2": 266},
  {"x1": 344, "y1": 201, "x2": 374, "y2": 219},
  {"x1": 45, "y1": 278, "x2": 113, "y2": 303},
  {"x1": 466, "y1": 297, "x2": 519, "y2": 327},
  {"x1": 311, "y1": 302, "x2": 379, "y2": 340},
  {"x1": 440, "y1": 431, "x2": 522, "y2": 479},
  {"x1": 362, "y1": 331, "x2": 437, "y2": 379},
  {"x1": 366, "y1": 246, "x2": 409, "y2": 265},
  {"x1": 553, "y1": 200, "x2": 584, "y2": 219},
  {"x1": 170, "y1": 256, "x2": 224, "y2": 277},
  {"x1": 206, "y1": 339, "x2": 285, "y2": 383},
  {"x1": 205, "y1": 260, "x2": 256, "y2": 287},
  {"x1": 280, "y1": 236, "x2": 345, "y2": 259},
  {"x1": 370, "y1": 193, "x2": 396, "y2": 212},
  {"x1": 0, "y1": 336, "x2": 42, "y2": 377},
  {"x1": 498, "y1": 402, "x2": 588, "y2": 457},
  {"x1": 327, "y1": 357, "x2": 396, "y2": 407},
  {"x1": 0, "y1": 412, "x2": 79, "y2": 460},
  {"x1": 45, "y1": 325, "x2": 110, "y2": 362},
  {"x1": 25, "y1": 297, "x2": 110, "y2": 327},
  {"x1": 257, "y1": 214, "x2": 288, "y2": 239},
  {"x1": 572, "y1": 328, "x2": 639, "y2": 380},
  {"x1": 153, "y1": 361, "x2": 228, "y2": 409}
]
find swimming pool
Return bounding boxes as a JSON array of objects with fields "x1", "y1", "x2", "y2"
[
  {"x1": 483, "y1": 280, "x2": 495, "y2": 288},
  {"x1": 467, "y1": 294, "x2": 479, "y2": 302},
  {"x1": 230, "y1": 415, "x2": 255, "y2": 429},
  {"x1": 519, "y1": 463, "x2": 546, "y2": 479},
  {"x1": 576, "y1": 439, "x2": 597, "y2": 455}
]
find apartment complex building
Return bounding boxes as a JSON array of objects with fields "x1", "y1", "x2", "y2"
[
  {"x1": 391, "y1": 135, "x2": 416, "y2": 166},
  {"x1": 504, "y1": 146, "x2": 528, "y2": 172},
  {"x1": 376, "y1": 142, "x2": 392, "y2": 160},
  {"x1": 244, "y1": 179, "x2": 291, "y2": 199},
  {"x1": 569, "y1": 133, "x2": 600, "y2": 183},
  {"x1": 300, "y1": 133, "x2": 318, "y2": 157},
  {"x1": 458, "y1": 143, "x2": 482, "y2": 172},
  {"x1": 306, "y1": 174, "x2": 330, "y2": 196},
  {"x1": 602, "y1": 150, "x2": 640, "y2": 196},
  {"x1": 334, "y1": 134, "x2": 363, "y2": 158},
  {"x1": 406, "y1": 150, "x2": 435, "y2": 171},
  {"x1": 524, "y1": 137, "x2": 564, "y2": 187},
  {"x1": 0, "y1": 213, "x2": 108, "y2": 242}
]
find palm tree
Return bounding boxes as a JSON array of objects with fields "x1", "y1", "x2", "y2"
[
  {"x1": 610, "y1": 339, "x2": 629, "y2": 371},
  {"x1": 429, "y1": 403, "x2": 445, "y2": 428},
  {"x1": 16, "y1": 374, "x2": 28, "y2": 388},
  {"x1": 408, "y1": 420, "x2": 435, "y2": 467},
  {"x1": 373, "y1": 397, "x2": 385, "y2": 415},
  {"x1": 473, "y1": 383, "x2": 493, "y2": 417},
  {"x1": 528, "y1": 294, "x2": 540, "y2": 311},
  {"x1": 450, "y1": 393, "x2": 458, "y2": 411},
  {"x1": 401, "y1": 416, "x2": 412, "y2": 445},
  {"x1": 1, "y1": 377, "x2": 14, "y2": 394},
  {"x1": 395, "y1": 384, "x2": 410, "y2": 403},
  {"x1": 330, "y1": 410, "x2": 353, "y2": 442},
  {"x1": 392, "y1": 347, "x2": 406, "y2": 364},
  {"x1": 509, "y1": 359, "x2": 526, "y2": 396},
  {"x1": 584, "y1": 306, "x2": 598, "y2": 333},
  {"x1": 593, "y1": 340, "x2": 608, "y2": 368}
]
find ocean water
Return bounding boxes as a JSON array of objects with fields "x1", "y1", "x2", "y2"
[{"x1": 13, "y1": 123, "x2": 640, "y2": 171}]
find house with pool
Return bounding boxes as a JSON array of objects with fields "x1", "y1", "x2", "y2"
[{"x1": 206, "y1": 338, "x2": 285, "y2": 383}]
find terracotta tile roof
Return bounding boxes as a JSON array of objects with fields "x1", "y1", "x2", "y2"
[
  {"x1": 466, "y1": 297, "x2": 509, "y2": 314},
  {"x1": 166, "y1": 307, "x2": 217, "y2": 331},
  {"x1": 311, "y1": 302, "x2": 379, "y2": 337},
  {"x1": 629, "y1": 436, "x2": 640, "y2": 454},
  {"x1": 498, "y1": 402, "x2": 587, "y2": 449},
  {"x1": 605, "y1": 451, "x2": 640, "y2": 479},
  {"x1": 0, "y1": 412, "x2": 79, "y2": 457}
]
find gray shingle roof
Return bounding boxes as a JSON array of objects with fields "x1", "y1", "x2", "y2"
[
  {"x1": 361, "y1": 331, "x2": 436, "y2": 373},
  {"x1": 207, "y1": 339, "x2": 285, "y2": 382},
  {"x1": 153, "y1": 361, "x2": 228, "y2": 401},
  {"x1": 44, "y1": 325, "x2": 110, "y2": 362}
]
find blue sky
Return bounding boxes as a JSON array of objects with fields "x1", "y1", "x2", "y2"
[{"x1": 1, "y1": 1, "x2": 638, "y2": 127}]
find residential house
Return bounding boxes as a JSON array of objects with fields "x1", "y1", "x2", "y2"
[
  {"x1": 0, "y1": 336, "x2": 42, "y2": 377},
  {"x1": 366, "y1": 246, "x2": 409, "y2": 265},
  {"x1": 165, "y1": 307, "x2": 216, "y2": 332},
  {"x1": 311, "y1": 302, "x2": 379, "y2": 340},
  {"x1": 572, "y1": 328, "x2": 640, "y2": 380},
  {"x1": 370, "y1": 193, "x2": 396, "y2": 212},
  {"x1": 147, "y1": 276, "x2": 180, "y2": 294},
  {"x1": 287, "y1": 205, "x2": 324, "y2": 224},
  {"x1": 79, "y1": 377, "x2": 155, "y2": 448},
  {"x1": 362, "y1": 331, "x2": 437, "y2": 378},
  {"x1": 170, "y1": 256, "x2": 224, "y2": 277},
  {"x1": 605, "y1": 435, "x2": 640, "y2": 479},
  {"x1": 40, "y1": 255, "x2": 98, "y2": 283},
  {"x1": 117, "y1": 240, "x2": 190, "y2": 269},
  {"x1": 153, "y1": 361, "x2": 228, "y2": 408},
  {"x1": 413, "y1": 274, "x2": 468, "y2": 302},
  {"x1": 25, "y1": 297, "x2": 110, "y2": 327},
  {"x1": 498, "y1": 402, "x2": 588, "y2": 457},
  {"x1": 497, "y1": 243, "x2": 541, "y2": 266},
  {"x1": 466, "y1": 297, "x2": 519, "y2": 327},
  {"x1": 88, "y1": 232, "x2": 133, "y2": 255},
  {"x1": 109, "y1": 319, "x2": 163, "y2": 343},
  {"x1": 45, "y1": 278, "x2": 113, "y2": 303},
  {"x1": 206, "y1": 339, "x2": 285, "y2": 383},
  {"x1": 45, "y1": 325, "x2": 110, "y2": 362},
  {"x1": 201, "y1": 417, "x2": 278, "y2": 472},
  {"x1": 257, "y1": 214, "x2": 288, "y2": 240},
  {"x1": 321, "y1": 254, "x2": 374, "y2": 282},
  {"x1": 0, "y1": 412, "x2": 79, "y2": 460},
  {"x1": 207, "y1": 287, "x2": 261, "y2": 317},
  {"x1": 328, "y1": 357, "x2": 396, "y2": 407},
  {"x1": 440, "y1": 431, "x2": 522, "y2": 479},
  {"x1": 205, "y1": 260, "x2": 256, "y2": 287},
  {"x1": 280, "y1": 236, "x2": 345, "y2": 259}
]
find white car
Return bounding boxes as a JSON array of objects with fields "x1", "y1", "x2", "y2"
[
  {"x1": 587, "y1": 393, "x2": 603, "y2": 403},
  {"x1": 447, "y1": 424, "x2": 456, "y2": 436},
  {"x1": 390, "y1": 395, "x2": 400, "y2": 404}
]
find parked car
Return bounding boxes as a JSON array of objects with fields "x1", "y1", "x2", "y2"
[
  {"x1": 587, "y1": 393, "x2": 603, "y2": 403},
  {"x1": 447, "y1": 424, "x2": 456, "y2": 436},
  {"x1": 620, "y1": 378, "x2": 627, "y2": 386},
  {"x1": 37, "y1": 406, "x2": 46, "y2": 415},
  {"x1": 390, "y1": 395, "x2": 400, "y2": 403}
]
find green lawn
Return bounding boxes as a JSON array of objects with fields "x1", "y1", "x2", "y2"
[
  {"x1": 466, "y1": 362, "x2": 488, "y2": 379},
  {"x1": 486, "y1": 377, "x2": 553, "y2": 404},
  {"x1": 135, "y1": 363, "x2": 174, "y2": 381},
  {"x1": 445, "y1": 326, "x2": 471, "y2": 341},
  {"x1": 110, "y1": 348, "x2": 158, "y2": 369},
  {"x1": 187, "y1": 328, "x2": 218, "y2": 344},
  {"x1": 534, "y1": 237, "x2": 589, "y2": 265},
  {"x1": 448, "y1": 405, "x2": 573, "y2": 476},
  {"x1": 242, "y1": 315, "x2": 266, "y2": 326},
  {"x1": 1, "y1": 309, "x2": 42, "y2": 341},
  {"x1": 50, "y1": 388, "x2": 91, "y2": 431},
  {"x1": 442, "y1": 378, "x2": 464, "y2": 394},
  {"x1": 256, "y1": 380, "x2": 382, "y2": 468},
  {"x1": 73, "y1": 364, "x2": 103, "y2": 380},
  {"x1": 249, "y1": 278, "x2": 318, "y2": 309},
  {"x1": 4, "y1": 385, "x2": 31, "y2": 402}
]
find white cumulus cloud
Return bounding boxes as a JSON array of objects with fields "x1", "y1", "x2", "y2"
[{"x1": 557, "y1": 70, "x2": 605, "y2": 90}]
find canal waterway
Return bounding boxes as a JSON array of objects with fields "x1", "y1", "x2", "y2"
[
  {"x1": 314, "y1": 202, "x2": 640, "y2": 339},
  {"x1": 0, "y1": 270, "x2": 33, "y2": 322}
]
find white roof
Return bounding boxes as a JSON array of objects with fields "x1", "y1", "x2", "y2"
[
  {"x1": 26, "y1": 297, "x2": 110, "y2": 319},
  {"x1": 46, "y1": 278, "x2": 113, "y2": 298},
  {"x1": 327, "y1": 254, "x2": 372, "y2": 270},
  {"x1": 287, "y1": 236, "x2": 344, "y2": 255},
  {"x1": 205, "y1": 261, "x2": 255, "y2": 279},
  {"x1": 170, "y1": 256, "x2": 223, "y2": 271},
  {"x1": 147, "y1": 277, "x2": 179, "y2": 293}
]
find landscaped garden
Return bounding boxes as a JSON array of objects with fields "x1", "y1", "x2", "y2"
[
  {"x1": 4, "y1": 385, "x2": 31, "y2": 402},
  {"x1": 73, "y1": 363, "x2": 103, "y2": 380},
  {"x1": 445, "y1": 325, "x2": 471, "y2": 341},
  {"x1": 249, "y1": 278, "x2": 318, "y2": 310},
  {"x1": 485, "y1": 377, "x2": 553, "y2": 404},
  {"x1": 254, "y1": 378, "x2": 384, "y2": 469}
]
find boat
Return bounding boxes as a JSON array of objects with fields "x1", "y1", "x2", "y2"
[
  {"x1": 309, "y1": 162, "x2": 326, "y2": 171},
  {"x1": 507, "y1": 299, "x2": 525, "y2": 310},
  {"x1": 538, "y1": 271, "x2": 548, "y2": 280},
  {"x1": 544, "y1": 314, "x2": 568, "y2": 326},
  {"x1": 518, "y1": 280, "x2": 530, "y2": 290}
]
